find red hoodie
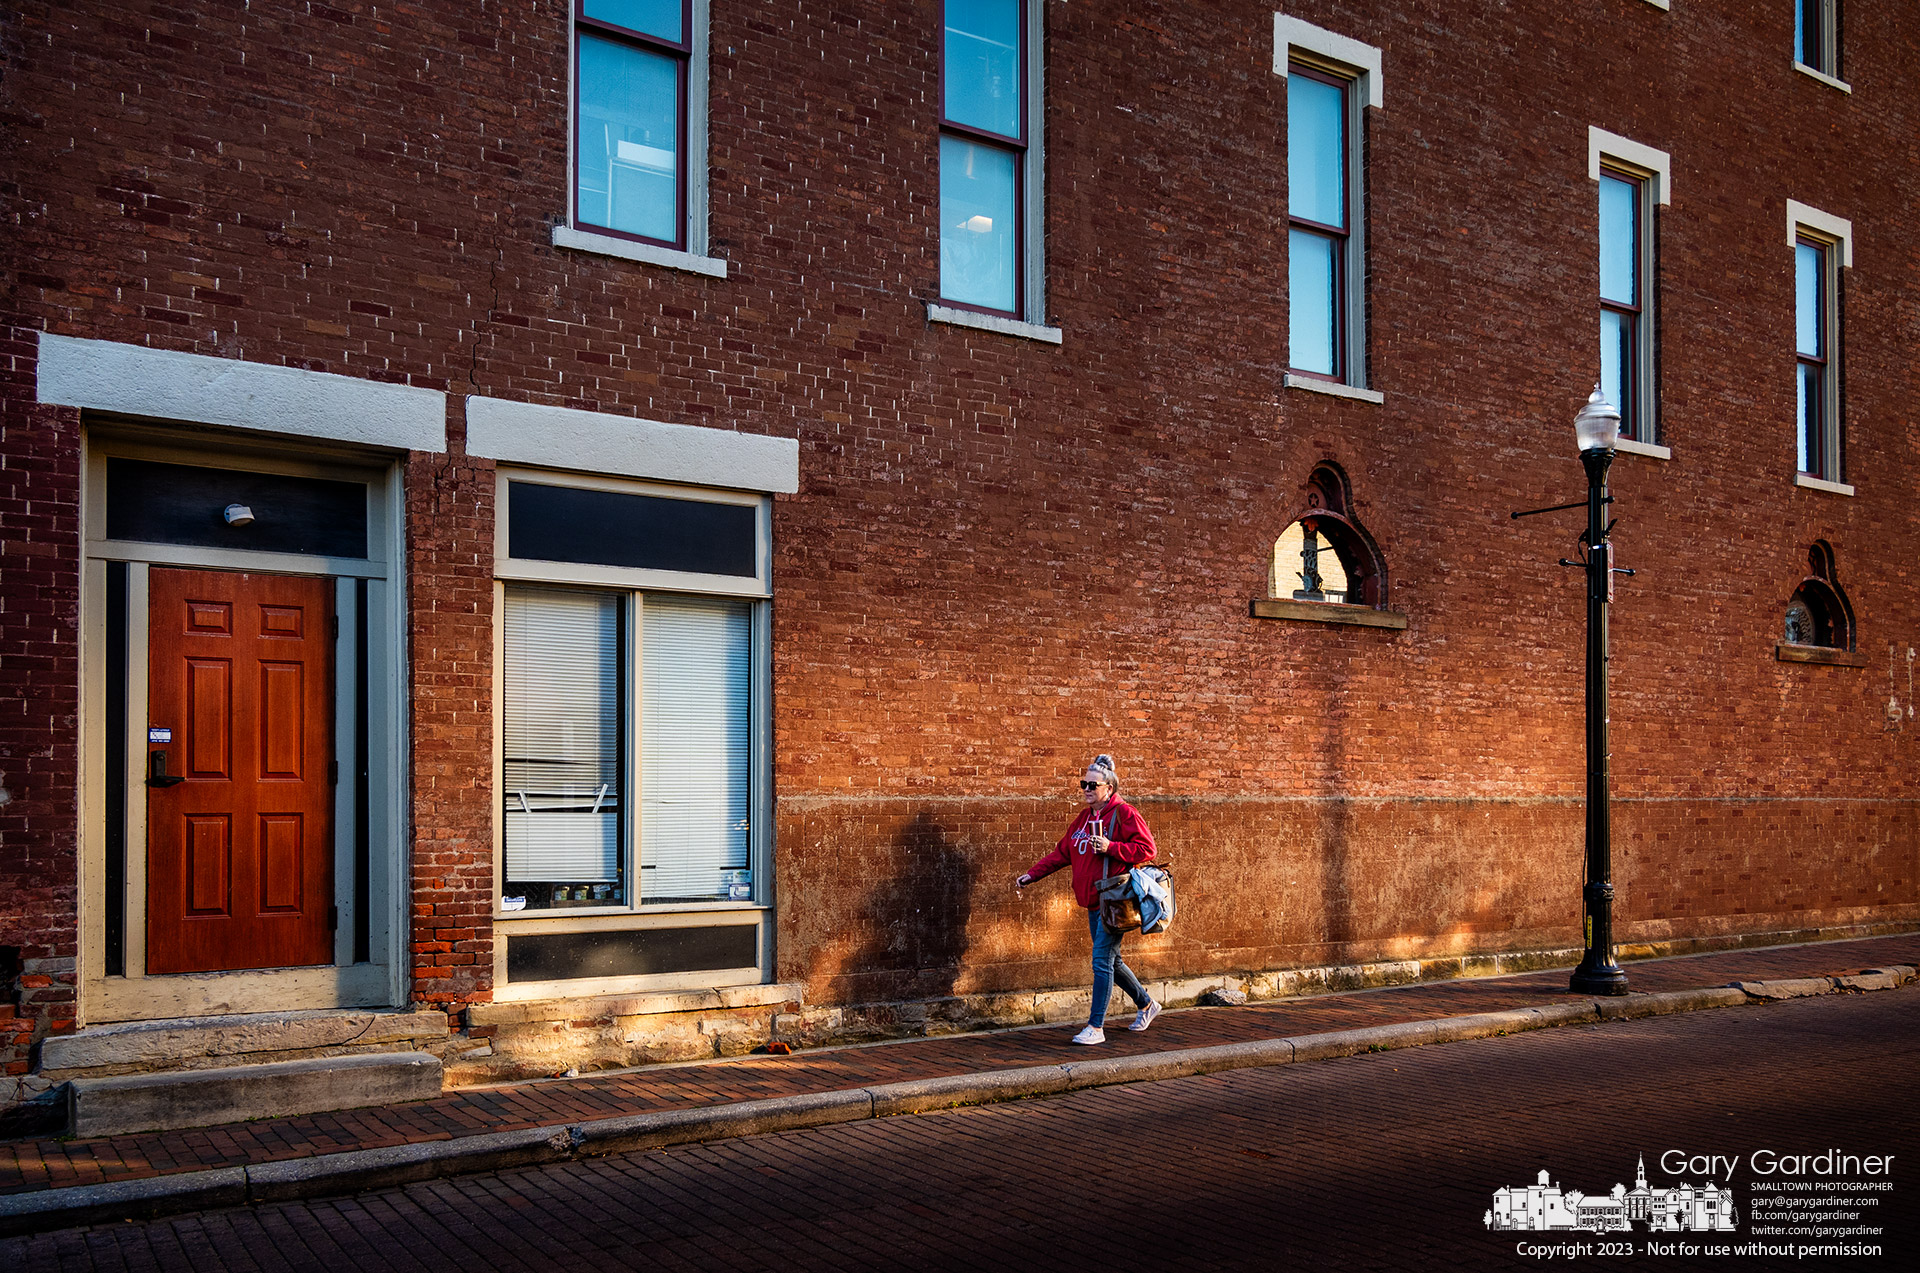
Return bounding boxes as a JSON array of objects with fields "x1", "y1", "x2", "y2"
[{"x1": 1024, "y1": 798, "x2": 1157, "y2": 909}]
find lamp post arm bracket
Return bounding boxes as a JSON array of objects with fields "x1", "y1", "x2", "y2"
[{"x1": 1510, "y1": 496, "x2": 1612, "y2": 520}]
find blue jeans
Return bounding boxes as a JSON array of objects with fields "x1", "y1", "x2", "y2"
[{"x1": 1088, "y1": 908, "x2": 1149, "y2": 1027}]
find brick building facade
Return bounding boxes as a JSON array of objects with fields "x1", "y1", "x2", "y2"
[{"x1": 2, "y1": 1, "x2": 1915, "y2": 1122}]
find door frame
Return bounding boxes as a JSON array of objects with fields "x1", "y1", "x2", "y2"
[{"x1": 79, "y1": 423, "x2": 411, "y2": 1023}]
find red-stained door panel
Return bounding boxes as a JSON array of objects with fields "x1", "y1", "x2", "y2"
[{"x1": 147, "y1": 569, "x2": 334, "y2": 974}]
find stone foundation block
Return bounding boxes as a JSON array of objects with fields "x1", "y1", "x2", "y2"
[{"x1": 67, "y1": 1051, "x2": 443, "y2": 1137}]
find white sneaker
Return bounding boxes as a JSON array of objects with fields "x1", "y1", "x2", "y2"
[
  {"x1": 1071, "y1": 1025, "x2": 1106, "y2": 1045},
  {"x1": 1129, "y1": 1000, "x2": 1162, "y2": 1032}
]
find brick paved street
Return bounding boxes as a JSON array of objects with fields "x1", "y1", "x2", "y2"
[
  {"x1": 5, "y1": 932, "x2": 1917, "y2": 1201},
  {"x1": 4, "y1": 974, "x2": 1915, "y2": 1270}
]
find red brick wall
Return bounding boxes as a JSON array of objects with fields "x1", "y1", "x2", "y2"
[
  {"x1": 0, "y1": 0, "x2": 1915, "y2": 1038},
  {"x1": 404, "y1": 436, "x2": 498, "y2": 1009},
  {"x1": 0, "y1": 337, "x2": 81, "y2": 1064}
]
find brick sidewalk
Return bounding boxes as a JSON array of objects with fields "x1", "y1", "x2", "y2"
[{"x1": 4, "y1": 931, "x2": 1917, "y2": 1197}]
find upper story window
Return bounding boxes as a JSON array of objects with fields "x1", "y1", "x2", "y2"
[
  {"x1": 1796, "y1": 1, "x2": 1841, "y2": 80},
  {"x1": 1276, "y1": 16, "x2": 1382, "y2": 394},
  {"x1": 1795, "y1": 236, "x2": 1833, "y2": 477},
  {"x1": 557, "y1": 3, "x2": 723, "y2": 275},
  {"x1": 939, "y1": 0, "x2": 1041, "y2": 319},
  {"x1": 1598, "y1": 169, "x2": 1647, "y2": 440},
  {"x1": 1287, "y1": 67, "x2": 1351, "y2": 381},
  {"x1": 1589, "y1": 129, "x2": 1670, "y2": 447},
  {"x1": 575, "y1": 2, "x2": 690, "y2": 248},
  {"x1": 1788, "y1": 201, "x2": 1851, "y2": 487}
]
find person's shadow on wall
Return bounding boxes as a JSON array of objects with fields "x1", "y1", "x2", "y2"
[{"x1": 841, "y1": 809, "x2": 976, "y2": 1007}]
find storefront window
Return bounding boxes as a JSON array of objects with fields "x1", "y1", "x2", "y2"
[{"x1": 500, "y1": 586, "x2": 755, "y2": 911}]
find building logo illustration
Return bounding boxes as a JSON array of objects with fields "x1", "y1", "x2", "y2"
[{"x1": 1486, "y1": 1156, "x2": 1739, "y2": 1233}]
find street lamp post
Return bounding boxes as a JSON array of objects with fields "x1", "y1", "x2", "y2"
[{"x1": 1568, "y1": 388, "x2": 1629, "y2": 996}]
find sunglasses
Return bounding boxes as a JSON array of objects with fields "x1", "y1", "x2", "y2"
[{"x1": 1080, "y1": 780, "x2": 1108, "y2": 791}]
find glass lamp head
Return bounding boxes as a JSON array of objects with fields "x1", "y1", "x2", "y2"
[{"x1": 1573, "y1": 385, "x2": 1622, "y2": 454}]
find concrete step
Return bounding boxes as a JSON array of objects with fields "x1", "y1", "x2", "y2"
[
  {"x1": 67, "y1": 1051, "x2": 444, "y2": 1137},
  {"x1": 40, "y1": 1009, "x2": 451, "y2": 1081}
]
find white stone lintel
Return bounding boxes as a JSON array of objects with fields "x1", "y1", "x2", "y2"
[
  {"x1": 1787, "y1": 200, "x2": 1854, "y2": 266},
  {"x1": 466, "y1": 396, "x2": 799, "y2": 494},
  {"x1": 1274, "y1": 15, "x2": 1384, "y2": 107},
  {"x1": 37, "y1": 333, "x2": 446, "y2": 452}
]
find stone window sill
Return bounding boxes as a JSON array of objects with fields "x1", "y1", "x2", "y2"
[
  {"x1": 1795, "y1": 473, "x2": 1854, "y2": 497},
  {"x1": 1614, "y1": 437, "x2": 1672, "y2": 460},
  {"x1": 926, "y1": 303, "x2": 1063, "y2": 345},
  {"x1": 1775, "y1": 642, "x2": 1866, "y2": 667},
  {"x1": 552, "y1": 225, "x2": 729, "y2": 279},
  {"x1": 1251, "y1": 598, "x2": 1408, "y2": 630},
  {"x1": 1284, "y1": 374, "x2": 1384, "y2": 405},
  {"x1": 1793, "y1": 63, "x2": 1852, "y2": 94}
]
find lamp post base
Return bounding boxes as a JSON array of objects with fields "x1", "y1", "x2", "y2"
[{"x1": 1569, "y1": 958, "x2": 1630, "y2": 996}]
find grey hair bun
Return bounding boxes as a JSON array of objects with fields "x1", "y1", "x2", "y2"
[{"x1": 1087, "y1": 754, "x2": 1120, "y2": 790}]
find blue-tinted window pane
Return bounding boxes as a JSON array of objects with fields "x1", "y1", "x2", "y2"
[
  {"x1": 1600, "y1": 309, "x2": 1631, "y2": 425},
  {"x1": 944, "y1": 0, "x2": 1022, "y2": 138},
  {"x1": 1288, "y1": 73, "x2": 1346, "y2": 229},
  {"x1": 1289, "y1": 229, "x2": 1338, "y2": 376},
  {"x1": 1599, "y1": 175, "x2": 1637, "y2": 306},
  {"x1": 1796, "y1": 1, "x2": 1822, "y2": 68},
  {"x1": 584, "y1": 0, "x2": 682, "y2": 43},
  {"x1": 1798, "y1": 363, "x2": 1822, "y2": 473},
  {"x1": 1796, "y1": 242, "x2": 1824, "y2": 357},
  {"x1": 577, "y1": 35, "x2": 680, "y2": 243},
  {"x1": 940, "y1": 136, "x2": 1018, "y2": 311}
]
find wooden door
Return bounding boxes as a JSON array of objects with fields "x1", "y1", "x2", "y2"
[{"x1": 146, "y1": 568, "x2": 334, "y2": 974}]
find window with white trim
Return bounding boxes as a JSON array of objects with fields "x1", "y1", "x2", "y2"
[
  {"x1": 1795, "y1": 1, "x2": 1841, "y2": 80},
  {"x1": 564, "y1": 1, "x2": 714, "y2": 264},
  {"x1": 496, "y1": 472, "x2": 770, "y2": 917},
  {"x1": 1787, "y1": 201, "x2": 1850, "y2": 485},
  {"x1": 1589, "y1": 130, "x2": 1666, "y2": 447},
  {"x1": 1588, "y1": 130, "x2": 1670, "y2": 445},
  {"x1": 1276, "y1": 15, "x2": 1381, "y2": 392},
  {"x1": 1598, "y1": 169, "x2": 1648, "y2": 440},
  {"x1": 938, "y1": 0, "x2": 1044, "y2": 320}
]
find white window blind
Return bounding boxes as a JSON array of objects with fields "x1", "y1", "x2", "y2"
[
  {"x1": 642, "y1": 595, "x2": 750, "y2": 901},
  {"x1": 503, "y1": 587, "x2": 622, "y2": 883}
]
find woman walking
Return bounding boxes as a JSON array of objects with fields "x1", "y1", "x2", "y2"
[{"x1": 1016, "y1": 754, "x2": 1163, "y2": 1044}]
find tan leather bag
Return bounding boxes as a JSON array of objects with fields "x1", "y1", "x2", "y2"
[{"x1": 1096, "y1": 871, "x2": 1143, "y2": 933}]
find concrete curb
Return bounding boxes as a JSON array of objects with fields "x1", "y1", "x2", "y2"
[{"x1": 2, "y1": 966, "x2": 1912, "y2": 1236}]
